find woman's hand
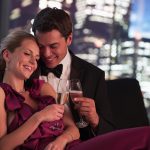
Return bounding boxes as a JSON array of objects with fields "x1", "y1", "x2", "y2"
[
  {"x1": 44, "y1": 137, "x2": 67, "y2": 150},
  {"x1": 38, "y1": 104, "x2": 65, "y2": 122}
]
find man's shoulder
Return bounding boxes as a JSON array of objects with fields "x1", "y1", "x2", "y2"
[{"x1": 72, "y1": 54, "x2": 104, "y2": 74}]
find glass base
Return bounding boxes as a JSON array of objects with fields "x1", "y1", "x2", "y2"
[{"x1": 76, "y1": 120, "x2": 89, "y2": 128}]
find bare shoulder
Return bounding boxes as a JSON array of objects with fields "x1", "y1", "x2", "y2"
[
  {"x1": 40, "y1": 82, "x2": 56, "y2": 99},
  {"x1": 0, "y1": 87, "x2": 6, "y2": 107},
  {"x1": 0, "y1": 87, "x2": 7, "y2": 138},
  {"x1": 0, "y1": 87, "x2": 5, "y2": 99}
]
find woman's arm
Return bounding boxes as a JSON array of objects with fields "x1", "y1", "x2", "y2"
[
  {"x1": 56, "y1": 108, "x2": 80, "y2": 142},
  {"x1": 0, "y1": 87, "x2": 42, "y2": 150},
  {"x1": 44, "y1": 107, "x2": 80, "y2": 150},
  {"x1": 0, "y1": 114, "x2": 42, "y2": 150},
  {"x1": 40, "y1": 82, "x2": 80, "y2": 142},
  {"x1": 41, "y1": 82, "x2": 80, "y2": 150},
  {"x1": 0, "y1": 88, "x2": 7, "y2": 138},
  {"x1": 0, "y1": 85, "x2": 63, "y2": 150}
]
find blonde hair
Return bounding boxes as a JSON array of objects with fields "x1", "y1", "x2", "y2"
[{"x1": 0, "y1": 29, "x2": 38, "y2": 81}]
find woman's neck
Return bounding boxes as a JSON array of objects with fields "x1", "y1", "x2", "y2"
[{"x1": 3, "y1": 72, "x2": 25, "y2": 93}]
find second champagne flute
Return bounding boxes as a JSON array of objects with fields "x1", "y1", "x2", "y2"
[{"x1": 69, "y1": 79, "x2": 89, "y2": 128}]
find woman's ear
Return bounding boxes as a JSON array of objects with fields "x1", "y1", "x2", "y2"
[{"x1": 2, "y1": 49, "x2": 11, "y2": 62}]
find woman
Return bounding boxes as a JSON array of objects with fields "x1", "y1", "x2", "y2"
[{"x1": 0, "y1": 30, "x2": 80, "y2": 150}]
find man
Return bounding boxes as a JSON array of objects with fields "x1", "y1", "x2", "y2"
[{"x1": 32, "y1": 7, "x2": 115, "y2": 140}]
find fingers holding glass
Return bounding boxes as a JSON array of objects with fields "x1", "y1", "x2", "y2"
[{"x1": 69, "y1": 79, "x2": 89, "y2": 128}]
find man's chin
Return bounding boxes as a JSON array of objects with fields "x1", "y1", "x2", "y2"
[
  {"x1": 24, "y1": 76, "x2": 30, "y2": 80},
  {"x1": 44, "y1": 59, "x2": 59, "y2": 68},
  {"x1": 45, "y1": 63, "x2": 58, "y2": 68}
]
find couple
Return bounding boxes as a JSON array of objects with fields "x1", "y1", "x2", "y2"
[{"x1": 0, "y1": 7, "x2": 150, "y2": 150}]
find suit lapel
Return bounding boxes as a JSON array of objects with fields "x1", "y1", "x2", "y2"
[{"x1": 70, "y1": 52, "x2": 85, "y2": 82}]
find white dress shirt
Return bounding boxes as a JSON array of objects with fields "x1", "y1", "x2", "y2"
[{"x1": 40, "y1": 49, "x2": 71, "y2": 91}]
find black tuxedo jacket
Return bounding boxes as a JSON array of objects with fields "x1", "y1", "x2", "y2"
[{"x1": 69, "y1": 52, "x2": 115, "y2": 140}]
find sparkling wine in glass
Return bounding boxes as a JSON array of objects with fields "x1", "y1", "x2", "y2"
[
  {"x1": 56, "y1": 79, "x2": 69, "y2": 105},
  {"x1": 69, "y1": 79, "x2": 89, "y2": 128}
]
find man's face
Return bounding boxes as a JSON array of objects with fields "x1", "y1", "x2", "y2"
[{"x1": 35, "y1": 29, "x2": 72, "y2": 68}]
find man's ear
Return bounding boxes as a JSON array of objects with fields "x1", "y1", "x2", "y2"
[
  {"x1": 2, "y1": 49, "x2": 11, "y2": 62},
  {"x1": 67, "y1": 33, "x2": 73, "y2": 46}
]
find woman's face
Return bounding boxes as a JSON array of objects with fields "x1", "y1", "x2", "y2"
[{"x1": 6, "y1": 39, "x2": 40, "y2": 80}]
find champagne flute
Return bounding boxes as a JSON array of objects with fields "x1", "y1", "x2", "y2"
[
  {"x1": 56, "y1": 79, "x2": 69, "y2": 105},
  {"x1": 50, "y1": 79, "x2": 69, "y2": 131},
  {"x1": 69, "y1": 79, "x2": 89, "y2": 128}
]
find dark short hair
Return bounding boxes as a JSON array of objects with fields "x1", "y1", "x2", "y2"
[{"x1": 32, "y1": 7, "x2": 73, "y2": 39}]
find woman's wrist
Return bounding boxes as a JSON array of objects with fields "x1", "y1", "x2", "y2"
[
  {"x1": 32, "y1": 112, "x2": 43, "y2": 124},
  {"x1": 65, "y1": 132, "x2": 74, "y2": 142},
  {"x1": 56, "y1": 132, "x2": 74, "y2": 146}
]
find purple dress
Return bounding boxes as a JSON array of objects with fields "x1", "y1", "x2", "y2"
[
  {"x1": 0, "y1": 79, "x2": 65, "y2": 150},
  {"x1": 1, "y1": 79, "x2": 150, "y2": 150}
]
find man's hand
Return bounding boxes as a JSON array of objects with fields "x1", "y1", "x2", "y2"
[{"x1": 74, "y1": 97, "x2": 99, "y2": 128}]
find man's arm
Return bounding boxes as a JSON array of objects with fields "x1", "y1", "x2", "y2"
[{"x1": 94, "y1": 72, "x2": 115, "y2": 134}]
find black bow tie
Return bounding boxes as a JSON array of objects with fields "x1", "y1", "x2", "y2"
[{"x1": 41, "y1": 64, "x2": 63, "y2": 78}]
